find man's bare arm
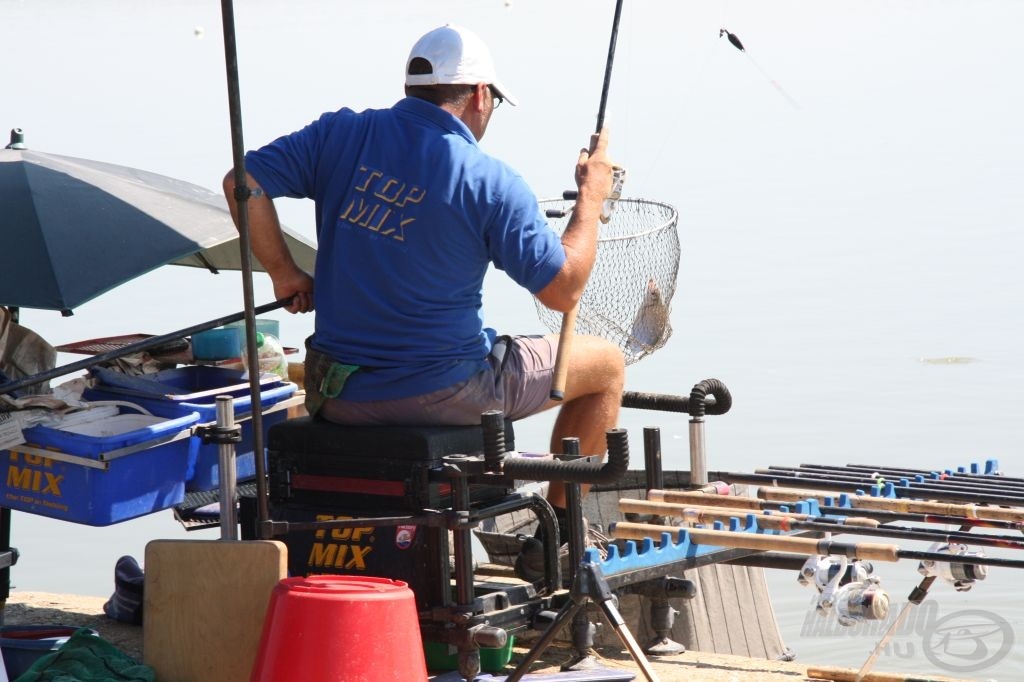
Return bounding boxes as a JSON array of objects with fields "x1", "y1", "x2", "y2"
[
  {"x1": 222, "y1": 171, "x2": 314, "y2": 313},
  {"x1": 535, "y1": 129, "x2": 613, "y2": 313}
]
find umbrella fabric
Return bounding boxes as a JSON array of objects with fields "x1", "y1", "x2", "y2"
[
  {"x1": 171, "y1": 228, "x2": 316, "y2": 274},
  {"x1": 0, "y1": 148, "x2": 315, "y2": 313}
]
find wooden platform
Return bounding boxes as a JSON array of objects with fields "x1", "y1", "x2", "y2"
[{"x1": 1, "y1": 591, "x2": 975, "y2": 681}]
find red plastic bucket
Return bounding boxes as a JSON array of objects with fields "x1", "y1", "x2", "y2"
[{"x1": 250, "y1": 575, "x2": 427, "y2": 682}]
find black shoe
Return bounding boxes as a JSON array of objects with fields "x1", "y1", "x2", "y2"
[
  {"x1": 512, "y1": 525, "x2": 610, "y2": 584},
  {"x1": 513, "y1": 535, "x2": 546, "y2": 583}
]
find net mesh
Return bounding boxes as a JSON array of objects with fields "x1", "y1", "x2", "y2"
[{"x1": 534, "y1": 198, "x2": 680, "y2": 365}]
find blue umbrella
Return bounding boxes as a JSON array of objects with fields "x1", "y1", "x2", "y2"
[{"x1": 0, "y1": 129, "x2": 314, "y2": 315}]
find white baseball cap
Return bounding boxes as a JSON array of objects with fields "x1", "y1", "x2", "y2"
[{"x1": 406, "y1": 24, "x2": 518, "y2": 106}]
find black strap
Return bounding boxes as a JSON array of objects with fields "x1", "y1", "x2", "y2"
[{"x1": 492, "y1": 335, "x2": 514, "y2": 375}]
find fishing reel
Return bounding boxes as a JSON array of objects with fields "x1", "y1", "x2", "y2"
[
  {"x1": 917, "y1": 542, "x2": 988, "y2": 592},
  {"x1": 798, "y1": 555, "x2": 890, "y2": 626},
  {"x1": 600, "y1": 166, "x2": 627, "y2": 224},
  {"x1": 547, "y1": 165, "x2": 627, "y2": 222}
]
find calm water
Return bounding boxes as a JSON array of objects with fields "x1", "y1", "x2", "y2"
[{"x1": 3, "y1": 1, "x2": 1023, "y2": 678}]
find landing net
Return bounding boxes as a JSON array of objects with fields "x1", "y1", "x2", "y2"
[{"x1": 535, "y1": 198, "x2": 680, "y2": 365}]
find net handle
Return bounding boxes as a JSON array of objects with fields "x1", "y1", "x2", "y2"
[
  {"x1": 549, "y1": 307, "x2": 577, "y2": 401},
  {"x1": 551, "y1": 0, "x2": 625, "y2": 402}
]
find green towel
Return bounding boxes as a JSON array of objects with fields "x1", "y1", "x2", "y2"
[
  {"x1": 302, "y1": 342, "x2": 359, "y2": 417},
  {"x1": 14, "y1": 629, "x2": 154, "y2": 682}
]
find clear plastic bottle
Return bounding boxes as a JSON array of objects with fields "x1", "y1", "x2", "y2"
[{"x1": 242, "y1": 331, "x2": 289, "y2": 381}]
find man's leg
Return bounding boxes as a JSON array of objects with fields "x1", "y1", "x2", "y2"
[
  {"x1": 541, "y1": 333, "x2": 625, "y2": 510},
  {"x1": 512, "y1": 333, "x2": 624, "y2": 582}
]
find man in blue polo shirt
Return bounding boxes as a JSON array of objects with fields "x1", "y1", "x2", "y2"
[{"x1": 224, "y1": 24, "x2": 623, "y2": 575}]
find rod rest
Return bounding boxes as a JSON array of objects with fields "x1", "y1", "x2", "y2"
[
  {"x1": 621, "y1": 377, "x2": 733, "y2": 417},
  {"x1": 502, "y1": 428, "x2": 629, "y2": 486}
]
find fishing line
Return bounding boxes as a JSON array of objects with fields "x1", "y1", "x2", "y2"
[
  {"x1": 720, "y1": 27, "x2": 801, "y2": 110},
  {"x1": 620, "y1": 9, "x2": 710, "y2": 192}
]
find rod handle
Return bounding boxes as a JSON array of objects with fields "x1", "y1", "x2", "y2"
[
  {"x1": 833, "y1": 541, "x2": 900, "y2": 563},
  {"x1": 620, "y1": 498, "x2": 806, "y2": 521},
  {"x1": 807, "y1": 665, "x2": 922, "y2": 682},
  {"x1": 648, "y1": 489, "x2": 762, "y2": 509},
  {"x1": 621, "y1": 501, "x2": 883, "y2": 531},
  {"x1": 759, "y1": 486, "x2": 1024, "y2": 523}
]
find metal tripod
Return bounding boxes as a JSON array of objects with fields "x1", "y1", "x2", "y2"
[{"x1": 506, "y1": 560, "x2": 660, "y2": 682}]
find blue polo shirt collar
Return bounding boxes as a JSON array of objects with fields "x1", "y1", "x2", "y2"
[{"x1": 393, "y1": 97, "x2": 477, "y2": 145}]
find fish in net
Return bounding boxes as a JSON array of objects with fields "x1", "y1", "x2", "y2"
[{"x1": 534, "y1": 198, "x2": 680, "y2": 365}]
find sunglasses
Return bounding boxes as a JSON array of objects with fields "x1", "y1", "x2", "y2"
[{"x1": 489, "y1": 86, "x2": 504, "y2": 109}]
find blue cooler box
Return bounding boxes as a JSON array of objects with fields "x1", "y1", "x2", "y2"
[
  {"x1": 84, "y1": 366, "x2": 298, "y2": 491},
  {"x1": 1, "y1": 408, "x2": 200, "y2": 526}
]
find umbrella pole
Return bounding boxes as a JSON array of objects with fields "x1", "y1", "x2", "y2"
[{"x1": 219, "y1": 0, "x2": 270, "y2": 536}]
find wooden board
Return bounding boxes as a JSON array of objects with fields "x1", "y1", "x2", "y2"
[{"x1": 143, "y1": 539, "x2": 287, "y2": 682}]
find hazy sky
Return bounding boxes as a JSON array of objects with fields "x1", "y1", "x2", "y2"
[{"x1": 3, "y1": 11, "x2": 1023, "y2": 673}]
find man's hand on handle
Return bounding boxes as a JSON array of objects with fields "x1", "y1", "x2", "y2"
[
  {"x1": 544, "y1": 128, "x2": 616, "y2": 401},
  {"x1": 535, "y1": 128, "x2": 614, "y2": 314}
]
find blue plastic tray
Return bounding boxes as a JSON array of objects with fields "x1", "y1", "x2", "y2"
[
  {"x1": 83, "y1": 382, "x2": 297, "y2": 491},
  {"x1": 2, "y1": 408, "x2": 200, "y2": 526}
]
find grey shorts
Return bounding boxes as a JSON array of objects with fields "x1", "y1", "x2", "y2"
[{"x1": 318, "y1": 335, "x2": 556, "y2": 425}]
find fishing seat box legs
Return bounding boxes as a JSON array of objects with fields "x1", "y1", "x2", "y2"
[{"x1": 245, "y1": 416, "x2": 516, "y2": 610}]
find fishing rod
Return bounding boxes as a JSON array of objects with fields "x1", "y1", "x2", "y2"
[
  {"x1": 820, "y1": 506, "x2": 1022, "y2": 532},
  {"x1": 852, "y1": 513, "x2": 987, "y2": 680},
  {"x1": 646, "y1": 488, "x2": 1024, "y2": 531},
  {"x1": 711, "y1": 469, "x2": 1024, "y2": 508},
  {"x1": 819, "y1": 461, "x2": 1016, "y2": 484},
  {"x1": 619, "y1": 499, "x2": 1024, "y2": 552},
  {"x1": 793, "y1": 463, "x2": 1018, "y2": 491},
  {"x1": 610, "y1": 522, "x2": 1024, "y2": 570},
  {"x1": 752, "y1": 471, "x2": 1024, "y2": 507},
  {"x1": 754, "y1": 485, "x2": 1024, "y2": 523},
  {"x1": 755, "y1": 465, "x2": 1024, "y2": 498},
  {"x1": 846, "y1": 459, "x2": 1000, "y2": 475},
  {"x1": 550, "y1": 0, "x2": 625, "y2": 401},
  {"x1": 0, "y1": 298, "x2": 293, "y2": 397},
  {"x1": 756, "y1": 465, "x2": 1024, "y2": 498}
]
